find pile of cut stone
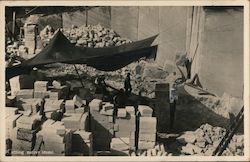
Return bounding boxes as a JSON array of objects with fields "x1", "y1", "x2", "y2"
[
  {"x1": 39, "y1": 24, "x2": 132, "y2": 48},
  {"x1": 177, "y1": 123, "x2": 244, "y2": 156},
  {"x1": 110, "y1": 106, "x2": 136, "y2": 155},
  {"x1": 129, "y1": 142, "x2": 170, "y2": 156},
  {"x1": 6, "y1": 78, "x2": 93, "y2": 156},
  {"x1": 63, "y1": 24, "x2": 132, "y2": 47}
]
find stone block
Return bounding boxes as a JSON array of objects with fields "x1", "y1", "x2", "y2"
[
  {"x1": 44, "y1": 99, "x2": 63, "y2": 112},
  {"x1": 108, "y1": 116, "x2": 113, "y2": 123},
  {"x1": 103, "y1": 103, "x2": 114, "y2": 111},
  {"x1": 129, "y1": 131, "x2": 136, "y2": 148},
  {"x1": 204, "y1": 147, "x2": 214, "y2": 156},
  {"x1": 196, "y1": 136, "x2": 206, "y2": 143},
  {"x1": 89, "y1": 99, "x2": 102, "y2": 111},
  {"x1": 114, "y1": 116, "x2": 136, "y2": 138},
  {"x1": 181, "y1": 145, "x2": 194, "y2": 155},
  {"x1": 138, "y1": 105, "x2": 153, "y2": 117},
  {"x1": 52, "y1": 80, "x2": 61, "y2": 89},
  {"x1": 16, "y1": 89, "x2": 34, "y2": 100},
  {"x1": 138, "y1": 141, "x2": 155, "y2": 150},
  {"x1": 100, "y1": 108, "x2": 114, "y2": 116},
  {"x1": 139, "y1": 117, "x2": 157, "y2": 133},
  {"x1": 79, "y1": 113, "x2": 88, "y2": 131},
  {"x1": 19, "y1": 98, "x2": 43, "y2": 113},
  {"x1": 49, "y1": 90, "x2": 62, "y2": 100},
  {"x1": 75, "y1": 107, "x2": 86, "y2": 114},
  {"x1": 111, "y1": 137, "x2": 130, "y2": 151},
  {"x1": 33, "y1": 91, "x2": 49, "y2": 99},
  {"x1": 73, "y1": 130, "x2": 92, "y2": 142},
  {"x1": 139, "y1": 132, "x2": 156, "y2": 142},
  {"x1": 115, "y1": 130, "x2": 131, "y2": 138},
  {"x1": 195, "y1": 141, "x2": 206, "y2": 148},
  {"x1": 117, "y1": 108, "x2": 127, "y2": 118},
  {"x1": 73, "y1": 95, "x2": 83, "y2": 108},
  {"x1": 34, "y1": 81, "x2": 48, "y2": 92},
  {"x1": 204, "y1": 135, "x2": 213, "y2": 144},
  {"x1": 20, "y1": 103, "x2": 32, "y2": 111},
  {"x1": 114, "y1": 123, "x2": 119, "y2": 132},
  {"x1": 45, "y1": 111, "x2": 53, "y2": 119},
  {"x1": 65, "y1": 100, "x2": 75, "y2": 112},
  {"x1": 195, "y1": 128, "x2": 205, "y2": 137},
  {"x1": 62, "y1": 113, "x2": 87, "y2": 131},
  {"x1": 12, "y1": 138, "x2": 34, "y2": 151},
  {"x1": 56, "y1": 129, "x2": 66, "y2": 136},
  {"x1": 16, "y1": 122, "x2": 34, "y2": 130},
  {"x1": 125, "y1": 106, "x2": 135, "y2": 115},
  {"x1": 6, "y1": 114, "x2": 22, "y2": 129},
  {"x1": 9, "y1": 75, "x2": 35, "y2": 96},
  {"x1": 62, "y1": 113, "x2": 82, "y2": 130},
  {"x1": 177, "y1": 131, "x2": 197, "y2": 144},
  {"x1": 181, "y1": 143, "x2": 202, "y2": 155},
  {"x1": 17, "y1": 128, "x2": 36, "y2": 142},
  {"x1": 6, "y1": 107, "x2": 18, "y2": 116}
]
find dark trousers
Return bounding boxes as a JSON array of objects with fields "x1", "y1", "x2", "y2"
[{"x1": 169, "y1": 100, "x2": 176, "y2": 130}]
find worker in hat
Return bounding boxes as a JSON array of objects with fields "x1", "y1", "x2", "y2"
[{"x1": 124, "y1": 72, "x2": 132, "y2": 95}]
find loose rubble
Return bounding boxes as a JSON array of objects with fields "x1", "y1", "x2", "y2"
[
  {"x1": 39, "y1": 24, "x2": 132, "y2": 48},
  {"x1": 62, "y1": 24, "x2": 132, "y2": 47},
  {"x1": 6, "y1": 24, "x2": 132, "y2": 67},
  {"x1": 177, "y1": 123, "x2": 244, "y2": 156}
]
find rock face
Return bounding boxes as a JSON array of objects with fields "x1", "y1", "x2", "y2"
[
  {"x1": 177, "y1": 123, "x2": 244, "y2": 156},
  {"x1": 142, "y1": 63, "x2": 168, "y2": 80}
]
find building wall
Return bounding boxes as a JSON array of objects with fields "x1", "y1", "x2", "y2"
[
  {"x1": 158, "y1": 7, "x2": 188, "y2": 69},
  {"x1": 111, "y1": 6, "x2": 188, "y2": 69},
  {"x1": 196, "y1": 8, "x2": 243, "y2": 98},
  {"x1": 62, "y1": 7, "x2": 111, "y2": 29},
  {"x1": 111, "y1": 6, "x2": 243, "y2": 98},
  {"x1": 111, "y1": 6, "x2": 139, "y2": 41}
]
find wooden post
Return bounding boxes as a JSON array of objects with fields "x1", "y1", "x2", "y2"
[
  {"x1": 12, "y1": 11, "x2": 16, "y2": 39},
  {"x1": 85, "y1": 7, "x2": 88, "y2": 26}
]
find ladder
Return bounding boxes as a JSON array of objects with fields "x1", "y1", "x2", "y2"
[{"x1": 212, "y1": 106, "x2": 244, "y2": 156}]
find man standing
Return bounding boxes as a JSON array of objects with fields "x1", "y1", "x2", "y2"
[
  {"x1": 169, "y1": 82, "x2": 178, "y2": 130},
  {"x1": 124, "y1": 73, "x2": 132, "y2": 95}
]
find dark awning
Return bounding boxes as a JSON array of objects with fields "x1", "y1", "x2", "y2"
[{"x1": 6, "y1": 30, "x2": 158, "y2": 79}]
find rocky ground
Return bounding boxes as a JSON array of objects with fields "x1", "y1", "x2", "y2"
[{"x1": 39, "y1": 61, "x2": 244, "y2": 156}]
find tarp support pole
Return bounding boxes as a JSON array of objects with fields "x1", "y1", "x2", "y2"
[
  {"x1": 73, "y1": 64, "x2": 84, "y2": 88},
  {"x1": 85, "y1": 7, "x2": 88, "y2": 26},
  {"x1": 12, "y1": 11, "x2": 16, "y2": 40}
]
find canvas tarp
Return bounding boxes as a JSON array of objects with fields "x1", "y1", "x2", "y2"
[{"x1": 6, "y1": 30, "x2": 158, "y2": 79}]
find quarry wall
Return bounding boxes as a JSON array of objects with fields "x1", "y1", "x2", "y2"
[{"x1": 27, "y1": 6, "x2": 244, "y2": 98}]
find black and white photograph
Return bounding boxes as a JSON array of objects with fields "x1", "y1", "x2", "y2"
[{"x1": 2, "y1": 1, "x2": 249, "y2": 161}]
